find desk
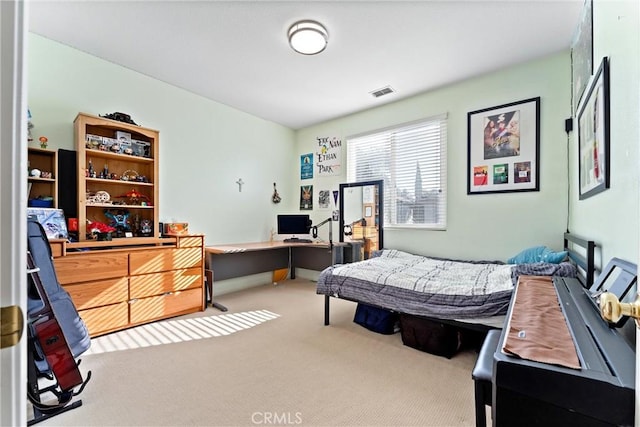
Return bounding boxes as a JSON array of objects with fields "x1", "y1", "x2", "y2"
[
  {"x1": 204, "y1": 241, "x2": 360, "y2": 310},
  {"x1": 205, "y1": 241, "x2": 359, "y2": 281}
]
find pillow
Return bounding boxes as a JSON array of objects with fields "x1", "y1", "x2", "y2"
[
  {"x1": 508, "y1": 246, "x2": 568, "y2": 264},
  {"x1": 540, "y1": 248, "x2": 568, "y2": 264}
]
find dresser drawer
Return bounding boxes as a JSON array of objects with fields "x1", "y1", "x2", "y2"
[
  {"x1": 129, "y1": 287, "x2": 203, "y2": 324},
  {"x1": 129, "y1": 267, "x2": 202, "y2": 299},
  {"x1": 64, "y1": 277, "x2": 129, "y2": 310},
  {"x1": 129, "y1": 247, "x2": 202, "y2": 275},
  {"x1": 177, "y1": 235, "x2": 204, "y2": 248},
  {"x1": 54, "y1": 253, "x2": 129, "y2": 285},
  {"x1": 79, "y1": 302, "x2": 129, "y2": 337}
]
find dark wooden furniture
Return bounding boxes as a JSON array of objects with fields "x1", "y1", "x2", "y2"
[
  {"x1": 472, "y1": 329, "x2": 501, "y2": 427},
  {"x1": 491, "y1": 262, "x2": 636, "y2": 426}
]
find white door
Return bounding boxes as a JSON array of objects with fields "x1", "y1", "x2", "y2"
[
  {"x1": 637, "y1": 5, "x2": 640, "y2": 424},
  {"x1": 0, "y1": 1, "x2": 28, "y2": 425}
]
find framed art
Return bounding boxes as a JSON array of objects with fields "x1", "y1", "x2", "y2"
[
  {"x1": 571, "y1": 0, "x2": 593, "y2": 113},
  {"x1": 577, "y1": 57, "x2": 609, "y2": 200},
  {"x1": 467, "y1": 97, "x2": 540, "y2": 195}
]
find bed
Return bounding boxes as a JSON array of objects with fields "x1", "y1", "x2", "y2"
[{"x1": 318, "y1": 232, "x2": 597, "y2": 331}]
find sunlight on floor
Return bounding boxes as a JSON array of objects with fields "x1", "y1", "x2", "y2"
[{"x1": 84, "y1": 310, "x2": 280, "y2": 355}]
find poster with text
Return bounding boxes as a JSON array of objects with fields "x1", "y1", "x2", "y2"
[
  {"x1": 300, "y1": 185, "x2": 313, "y2": 210},
  {"x1": 316, "y1": 136, "x2": 341, "y2": 176},
  {"x1": 300, "y1": 153, "x2": 313, "y2": 179}
]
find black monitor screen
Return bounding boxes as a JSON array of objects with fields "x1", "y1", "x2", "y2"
[{"x1": 277, "y1": 214, "x2": 311, "y2": 235}]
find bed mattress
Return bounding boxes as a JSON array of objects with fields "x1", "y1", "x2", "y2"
[{"x1": 317, "y1": 249, "x2": 576, "y2": 320}]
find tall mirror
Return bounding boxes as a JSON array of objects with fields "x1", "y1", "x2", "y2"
[{"x1": 339, "y1": 180, "x2": 383, "y2": 259}]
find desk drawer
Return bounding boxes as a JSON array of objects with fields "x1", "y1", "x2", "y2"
[
  {"x1": 64, "y1": 277, "x2": 129, "y2": 310},
  {"x1": 129, "y1": 267, "x2": 202, "y2": 299},
  {"x1": 79, "y1": 302, "x2": 129, "y2": 337},
  {"x1": 129, "y1": 287, "x2": 203, "y2": 324},
  {"x1": 129, "y1": 247, "x2": 202, "y2": 275},
  {"x1": 54, "y1": 253, "x2": 129, "y2": 285}
]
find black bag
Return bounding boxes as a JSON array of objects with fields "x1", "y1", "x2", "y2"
[
  {"x1": 353, "y1": 303, "x2": 399, "y2": 335},
  {"x1": 399, "y1": 314, "x2": 461, "y2": 358}
]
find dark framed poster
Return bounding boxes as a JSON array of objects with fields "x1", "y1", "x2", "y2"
[
  {"x1": 578, "y1": 57, "x2": 610, "y2": 200},
  {"x1": 467, "y1": 97, "x2": 540, "y2": 195}
]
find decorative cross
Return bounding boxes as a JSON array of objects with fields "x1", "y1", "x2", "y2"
[{"x1": 236, "y1": 178, "x2": 244, "y2": 192}]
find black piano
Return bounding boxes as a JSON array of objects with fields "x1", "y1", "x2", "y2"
[{"x1": 492, "y1": 258, "x2": 636, "y2": 426}]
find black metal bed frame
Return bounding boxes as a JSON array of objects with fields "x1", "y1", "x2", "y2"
[{"x1": 323, "y1": 232, "x2": 598, "y2": 332}]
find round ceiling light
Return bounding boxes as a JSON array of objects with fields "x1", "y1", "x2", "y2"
[{"x1": 288, "y1": 20, "x2": 328, "y2": 55}]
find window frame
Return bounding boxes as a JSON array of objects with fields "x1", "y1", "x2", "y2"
[{"x1": 346, "y1": 114, "x2": 448, "y2": 230}]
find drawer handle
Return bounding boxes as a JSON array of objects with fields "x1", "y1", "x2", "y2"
[{"x1": 129, "y1": 298, "x2": 139, "y2": 304}]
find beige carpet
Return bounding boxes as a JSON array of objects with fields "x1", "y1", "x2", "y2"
[{"x1": 30, "y1": 279, "x2": 483, "y2": 426}]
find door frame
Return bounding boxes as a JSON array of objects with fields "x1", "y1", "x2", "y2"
[{"x1": 0, "y1": 1, "x2": 28, "y2": 425}]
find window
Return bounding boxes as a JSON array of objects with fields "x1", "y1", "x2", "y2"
[{"x1": 346, "y1": 114, "x2": 447, "y2": 229}]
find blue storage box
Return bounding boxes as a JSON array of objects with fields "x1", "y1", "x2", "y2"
[
  {"x1": 28, "y1": 198, "x2": 54, "y2": 208},
  {"x1": 353, "y1": 303, "x2": 399, "y2": 335}
]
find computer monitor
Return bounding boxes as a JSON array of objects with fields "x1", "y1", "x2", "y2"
[{"x1": 277, "y1": 214, "x2": 311, "y2": 237}]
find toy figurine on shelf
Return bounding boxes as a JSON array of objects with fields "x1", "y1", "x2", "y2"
[
  {"x1": 104, "y1": 209, "x2": 131, "y2": 238},
  {"x1": 139, "y1": 219, "x2": 153, "y2": 237},
  {"x1": 86, "y1": 219, "x2": 115, "y2": 240},
  {"x1": 39, "y1": 136, "x2": 48, "y2": 149},
  {"x1": 117, "y1": 188, "x2": 151, "y2": 206}
]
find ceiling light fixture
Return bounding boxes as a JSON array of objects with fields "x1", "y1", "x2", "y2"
[{"x1": 288, "y1": 20, "x2": 328, "y2": 55}]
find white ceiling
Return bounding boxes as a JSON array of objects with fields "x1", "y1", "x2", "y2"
[{"x1": 28, "y1": 1, "x2": 583, "y2": 130}]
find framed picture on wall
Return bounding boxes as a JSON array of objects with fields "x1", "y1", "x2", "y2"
[
  {"x1": 577, "y1": 57, "x2": 610, "y2": 200},
  {"x1": 467, "y1": 97, "x2": 540, "y2": 195},
  {"x1": 571, "y1": 0, "x2": 593, "y2": 113}
]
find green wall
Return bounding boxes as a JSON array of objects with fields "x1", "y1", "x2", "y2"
[{"x1": 296, "y1": 52, "x2": 572, "y2": 263}]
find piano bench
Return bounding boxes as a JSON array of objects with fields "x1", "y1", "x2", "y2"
[{"x1": 471, "y1": 329, "x2": 501, "y2": 427}]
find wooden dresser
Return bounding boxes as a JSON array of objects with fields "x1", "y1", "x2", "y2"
[{"x1": 50, "y1": 235, "x2": 205, "y2": 337}]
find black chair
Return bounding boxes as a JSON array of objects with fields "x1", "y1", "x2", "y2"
[{"x1": 471, "y1": 329, "x2": 501, "y2": 427}]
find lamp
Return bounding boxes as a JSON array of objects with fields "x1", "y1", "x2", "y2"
[{"x1": 288, "y1": 20, "x2": 328, "y2": 55}]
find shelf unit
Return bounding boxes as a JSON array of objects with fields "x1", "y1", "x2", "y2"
[
  {"x1": 27, "y1": 147, "x2": 58, "y2": 208},
  {"x1": 74, "y1": 113, "x2": 159, "y2": 241}
]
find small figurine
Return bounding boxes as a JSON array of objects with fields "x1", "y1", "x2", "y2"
[
  {"x1": 117, "y1": 188, "x2": 151, "y2": 206},
  {"x1": 139, "y1": 219, "x2": 153, "y2": 237},
  {"x1": 87, "y1": 159, "x2": 95, "y2": 178},
  {"x1": 39, "y1": 136, "x2": 48, "y2": 149},
  {"x1": 86, "y1": 219, "x2": 116, "y2": 240}
]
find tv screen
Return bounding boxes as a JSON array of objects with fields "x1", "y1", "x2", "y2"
[{"x1": 277, "y1": 214, "x2": 311, "y2": 235}]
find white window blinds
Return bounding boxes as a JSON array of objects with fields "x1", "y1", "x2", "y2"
[{"x1": 346, "y1": 114, "x2": 447, "y2": 229}]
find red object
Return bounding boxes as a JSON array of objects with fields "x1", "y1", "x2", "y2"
[
  {"x1": 34, "y1": 318, "x2": 83, "y2": 391},
  {"x1": 27, "y1": 252, "x2": 83, "y2": 392},
  {"x1": 68, "y1": 218, "x2": 78, "y2": 232}
]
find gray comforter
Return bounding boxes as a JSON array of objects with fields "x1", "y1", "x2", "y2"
[{"x1": 317, "y1": 249, "x2": 577, "y2": 319}]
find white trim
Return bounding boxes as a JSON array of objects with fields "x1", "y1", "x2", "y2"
[{"x1": 0, "y1": 1, "x2": 28, "y2": 426}]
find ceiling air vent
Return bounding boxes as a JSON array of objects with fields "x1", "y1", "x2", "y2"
[{"x1": 370, "y1": 86, "x2": 395, "y2": 98}]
